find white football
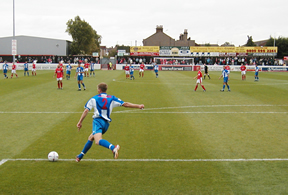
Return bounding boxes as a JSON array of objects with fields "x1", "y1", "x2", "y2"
[{"x1": 48, "y1": 151, "x2": 59, "y2": 162}]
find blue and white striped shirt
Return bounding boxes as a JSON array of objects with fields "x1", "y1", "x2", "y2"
[
  {"x1": 66, "y1": 65, "x2": 72, "y2": 71},
  {"x1": 76, "y1": 67, "x2": 84, "y2": 76},
  {"x1": 3, "y1": 63, "x2": 8, "y2": 70},
  {"x1": 222, "y1": 69, "x2": 229, "y2": 78},
  {"x1": 85, "y1": 93, "x2": 124, "y2": 122},
  {"x1": 24, "y1": 63, "x2": 29, "y2": 69},
  {"x1": 90, "y1": 63, "x2": 94, "y2": 70}
]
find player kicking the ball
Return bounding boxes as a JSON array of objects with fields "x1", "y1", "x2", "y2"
[
  {"x1": 75, "y1": 82, "x2": 144, "y2": 162},
  {"x1": 193, "y1": 69, "x2": 206, "y2": 92}
]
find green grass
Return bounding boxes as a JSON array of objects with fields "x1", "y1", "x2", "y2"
[{"x1": 1, "y1": 69, "x2": 288, "y2": 194}]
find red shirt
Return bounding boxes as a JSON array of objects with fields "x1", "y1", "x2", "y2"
[
  {"x1": 12, "y1": 64, "x2": 16, "y2": 70},
  {"x1": 197, "y1": 70, "x2": 203, "y2": 79},
  {"x1": 59, "y1": 63, "x2": 63, "y2": 68},
  {"x1": 124, "y1": 65, "x2": 129, "y2": 71},
  {"x1": 32, "y1": 64, "x2": 36, "y2": 69},
  {"x1": 140, "y1": 64, "x2": 145, "y2": 70},
  {"x1": 55, "y1": 68, "x2": 63, "y2": 78},
  {"x1": 240, "y1": 65, "x2": 246, "y2": 71},
  {"x1": 225, "y1": 65, "x2": 230, "y2": 70},
  {"x1": 84, "y1": 63, "x2": 90, "y2": 69}
]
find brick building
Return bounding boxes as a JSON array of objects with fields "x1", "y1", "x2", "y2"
[{"x1": 143, "y1": 25, "x2": 196, "y2": 47}]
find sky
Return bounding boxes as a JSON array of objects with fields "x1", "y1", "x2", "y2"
[{"x1": 1, "y1": 0, "x2": 287, "y2": 48}]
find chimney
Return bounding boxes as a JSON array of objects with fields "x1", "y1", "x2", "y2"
[
  {"x1": 156, "y1": 25, "x2": 163, "y2": 33},
  {"x1": 183, "y1": 29, "x2": 188, "y2": 40}
]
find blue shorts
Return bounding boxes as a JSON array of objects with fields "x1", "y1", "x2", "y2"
[
  {"x1": 3, "y1": 69, "x2": 7, "y2": 74},
  {"x1": 77, "y1": 75, "x2": 83, "y2": 81},
  {"x1": 24, "y1": 68, "x2": 28, "y2": 71},
  {"x1": 90, "y1": 69, "x2": 94, "y2": 71},
  {"x1": 155, "y1": 70, "x2": 158, "y2": 73},
  {"x1": 255, "y1": 72, "x2": 258, "y2": 76},
  {"x1": 223, "y1": 77, "x2": 228, "y2": 83},
  {"x1": 66, "y1": 71, "x2": 71, "y2": 75},
  {"x1": 92, "y1": 118, "x2": 110, "y2": 135}
]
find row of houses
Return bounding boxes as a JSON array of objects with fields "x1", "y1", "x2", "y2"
[{"x1": 0, "y1": 25, "x2": 272, "y2": 60}]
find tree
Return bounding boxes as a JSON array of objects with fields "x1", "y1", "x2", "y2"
[
  {"x1": 246, "y1": 36, "x2": 256, "y2": 46},
  {"x1": 265, "y1": 36, "x2": 288, "y2": 58},
  {"x1": 66, "y1": 16, "x2": 101, "y2": 55},
  {"x1": 222, "y1": 42, "x2": 234, "y2": 47},
  {"x1": 108, "y1": 48, "x2": 117, "y2": 58}
]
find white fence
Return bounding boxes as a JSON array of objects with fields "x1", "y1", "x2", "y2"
[{"x1": 0, "y1": 63, "x2": 101, "y2": 70}]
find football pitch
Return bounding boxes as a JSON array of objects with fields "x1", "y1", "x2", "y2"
[{"x1": 0, "y1": 69, "x2": 288, "y2": 194}]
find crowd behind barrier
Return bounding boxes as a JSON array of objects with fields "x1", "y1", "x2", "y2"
[
  {"x1": 0, "y1": 55, "x2": 286, "y2": 66},
  {"x1": 117, "y1": 56, "x2": 286, "y2": 66}
]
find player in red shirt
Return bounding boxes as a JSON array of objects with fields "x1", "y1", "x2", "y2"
[
  {"x1": 193, "y1": 70, "x2": 206, "y2": 92},
  {"x1": 139, "y1": 62, "x2": 145, "y2": 77},
  {"x1": 32, "y1": 61, "x2": 37, "y2": 76},
  {"x1": 84, "y1": 61, "x2": 90, "y2": 77},
  {"x1": 240, "y1": 63, "x2": 246, "y2": 80},
  {"x1": 53, "y1": 64, "x2": 64, "y2": 89},
  {"x1": 10, "y1": 63, "x2": 18, "y2": 78},
  {"x1": 124, "y1": 64, "x2": 130, "y2": 79}
]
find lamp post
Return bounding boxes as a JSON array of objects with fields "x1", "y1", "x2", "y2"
[{"x1": 12, "y1": 0, "x2": 16, "y2": 63}]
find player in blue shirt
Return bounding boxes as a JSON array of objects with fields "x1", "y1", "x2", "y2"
[
  {"x1": 65, "y1": 62, "x2": 72, "y2": 80},
  {"x1": 23, "y1": 61, "x2": 29, "y2": 76},
  {"x1": 90, "y1": 61, "x2": 95, "y2": 77},
  {"x1": 219, "y1": 66, "x2": 230, "y2": 92},
  {"x1": 2, "y1": 61, "x2": 9, "y2": 79},
  {"x1": 255, "y1": 64, "x2": 259, "y2": 81},
  {"x1": 130, "y1": 64, "x2": 135, "y2": 80},
  {"x1": 75, "y1": 82, "x2": 144, "y2": 162},
  {"x1": 153, "y1": 63, "x2": 159, "y2": 78},
  {"x1": 74, "y1": 62, "x2": 86, "y2": 91}
]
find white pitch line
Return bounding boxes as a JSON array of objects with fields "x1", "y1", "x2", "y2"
[
  {"x1": 1, "y1": 105, "x2": 287, "y2": 114},
  {"x1": 117, "y1": 112, "x2": 288, "y2": 114},
  {"x1": 2, "y1": 158, "x2": 288, "y2": 164},
  {"x1": 142, "y1": 104, "x2": 288, "y2": 111},
  {"x1": 0, "y1": 111, "x2": 287, "y2": 114},
  {"x1": 114, "y1": 80, "x2": 288, "y2": 86},
  {"x1": 0, "y1": 159, "x2": 8, "y2": 166},
  {"x1": 0, "y1": 112, "x2": 83, "y2": 114}
]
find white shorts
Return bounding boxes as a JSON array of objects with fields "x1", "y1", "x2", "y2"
[
  {"x1": 139, "y1": 69, "x2": 144, "y2": 72},
  {"x1": 125, "y1": 71, "x2": 129, "y2": 75},
  {"x1": 11, "y1": 70, "x2": 16, "y2": 74},
  {"x1": 57, "y1": 77, "x2": 62, "y2": 81},
  {"x1": 227, "y1": 70, "x2": 230, "y2": 74},
  {"x1": 32, "y1": 68, "x2": 36, "y2": 72},
  {"x1": 84, "y1": 68, "x2": 88, "y2": 72},
  {"x1": 241, "y1": 71, "x2": 246, "y2": 75},
  {"x1": 196, "y1": 78, "x2": 202, "y2": 84}
]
